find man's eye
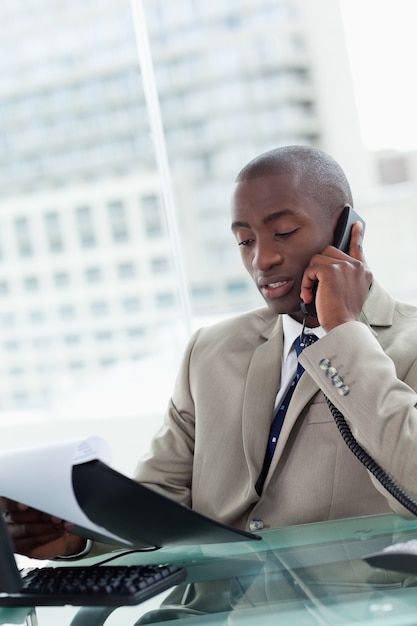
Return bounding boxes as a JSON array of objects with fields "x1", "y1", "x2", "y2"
[
  {"x1": 238, "y1": 239, "x2": 253, "y2": 247},
  {"x1": 274, "y1": 229, "x2": 298, "y2": 238}
]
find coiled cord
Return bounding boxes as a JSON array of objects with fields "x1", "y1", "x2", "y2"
[{"x1": 325, "y1": 396, "x2": 417, "y2": 516}]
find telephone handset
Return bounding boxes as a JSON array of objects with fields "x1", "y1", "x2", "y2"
[{"x1": 300, "y1": 205, "x2": 366, "y2": 318}]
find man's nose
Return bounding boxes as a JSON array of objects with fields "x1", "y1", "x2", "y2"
[{"x1": 252, "y1": 241, "x2": 283, "y2": 271}]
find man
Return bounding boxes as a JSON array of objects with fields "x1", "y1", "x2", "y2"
[{"x1": 4, "y1": 145, "x2": 417, "y2": 561}]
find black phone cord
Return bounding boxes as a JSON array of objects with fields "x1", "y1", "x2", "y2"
[{"x1": 325, "y1": 396, "x2": 417, "y2": 517}]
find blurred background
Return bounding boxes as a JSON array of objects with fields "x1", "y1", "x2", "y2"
[{"x1": 0, "y1": 0, "x2": 416, "y2": 473}]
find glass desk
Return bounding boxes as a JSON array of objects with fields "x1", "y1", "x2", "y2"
[{"x1": 3, "y1": 512, "x2": 417, "y2": 626}]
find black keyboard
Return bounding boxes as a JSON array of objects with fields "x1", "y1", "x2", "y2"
[{"x1": 0, "y1": 564, "x2": 186, "y2": 607}]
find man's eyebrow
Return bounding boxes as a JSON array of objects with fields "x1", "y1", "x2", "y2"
[
  {"x1": 263, "y1": 209, "x2": 296, "y2": 224},
  {"x1": 231, "y1": 220, "x2": 249, "y2": 230},
  {"x1": 231, "y1": 209, "x2": 297, "y2": 231}
]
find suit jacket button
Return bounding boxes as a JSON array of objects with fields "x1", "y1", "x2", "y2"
[
  {"x1": 326, "y1": 366, "x2": 337, "y2": 378},
  {"x1": 319, "y1": 358, "x2": 331, "y2": 370},
  {"x1": 249, "y1": 518, "x2": 264, "y2": 532},
  {"x1": 338, "y1": 384, "x2": 350, "y2": 396}
]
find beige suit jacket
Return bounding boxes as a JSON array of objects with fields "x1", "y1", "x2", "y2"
[{"x1": 134, "y1": 281, "x2": 417, "y2": 531}]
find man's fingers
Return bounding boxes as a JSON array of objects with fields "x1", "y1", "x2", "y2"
[
  {"x1": 4, "y1": 507, "x2": 62, "y2": 526},
  {"x1": 348, "y1": 220, "x2": 365, "y2": 259},
  {"x1": 10, "y1": 520, "x2": 63, "y2": 540}
]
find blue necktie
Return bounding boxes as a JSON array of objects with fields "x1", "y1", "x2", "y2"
[{"x1": 255, "y1": 333, "x2": 318, "y2": 495}]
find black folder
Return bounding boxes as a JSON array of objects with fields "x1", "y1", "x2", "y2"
[{"x1": 72, "y1": 460, "x2": 261, "y2": 548}]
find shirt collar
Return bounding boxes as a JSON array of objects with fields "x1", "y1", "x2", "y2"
[{"x1": 282, "y1": 315, "x2": 326, "y2": 363}]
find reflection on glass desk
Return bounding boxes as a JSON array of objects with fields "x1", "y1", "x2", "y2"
[{"x1": 3, "y1": 512, "x2": 417, "y2": 626}]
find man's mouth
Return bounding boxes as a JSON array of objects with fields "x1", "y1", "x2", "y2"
[
  {"x1": 264, "y1": 280, "x2": 288, "y2": 289},
  {"x1": 259, "y1": 279, "x2": 293, "y2": 299}
]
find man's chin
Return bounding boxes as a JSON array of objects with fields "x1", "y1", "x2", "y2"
[{"x1": 264, "y1": 297, "x2": 303, "y2": 317}]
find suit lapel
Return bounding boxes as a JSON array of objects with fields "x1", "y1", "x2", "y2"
[{"x1": 241, "y1": 316, "x2": 282, "y2": 485}]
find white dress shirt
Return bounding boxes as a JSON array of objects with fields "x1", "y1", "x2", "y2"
[{"x1": 274, "y1": 315, "x2": 326, "y2": 411}]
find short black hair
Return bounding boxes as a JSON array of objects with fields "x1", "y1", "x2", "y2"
[{"x1": 235, "y1": 145, "x2": 353, "y2": 215}]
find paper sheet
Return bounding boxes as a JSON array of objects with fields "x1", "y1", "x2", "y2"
[{"x1": 0, "y1": 436, "x2": 132, "y2": 546}]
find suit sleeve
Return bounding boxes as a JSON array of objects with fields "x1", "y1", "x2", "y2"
[
  {"x1": 299, "y1": 320, "x2": 417, "y2": 518},
  {"x1": 132, "y1": 330, "x2": 201, "y2": 505}
]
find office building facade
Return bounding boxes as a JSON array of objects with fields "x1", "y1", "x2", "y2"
[{"x1": 0, "y1": 0, "x2": 370, "y2": 411}]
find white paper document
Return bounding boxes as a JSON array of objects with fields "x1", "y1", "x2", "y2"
[{"x1": 0, "y1": 436, "x2": 133, "y2": 547}]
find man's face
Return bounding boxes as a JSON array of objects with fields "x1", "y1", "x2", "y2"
[{"x1": 231, "y1": 172, "x2": 336, "y2": 322}]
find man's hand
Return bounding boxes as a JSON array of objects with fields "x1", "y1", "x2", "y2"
[
  {"x1": 300, "y1": 221, "x2": 372, "y2": 331},
  {"x1": 1, "y1": 497, "x2": 86, "y2": 560}
]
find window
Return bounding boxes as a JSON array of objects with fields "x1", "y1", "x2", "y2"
[
  {"x1": 117, "y1": 262, "x2": 136, "y2": 278},
  {"x1": 24, "y1": 276, "x2": 39, "y2": 291},
  {"x1": 191, "y1": 285, "x2": 214, "y2": 299},
  {"x1": 95, "y1": 330, "x2": 113, "y2": 341},
  {"x1": 9, "y1": 367, "x2": 24, "y2": 376},
  {"x1": 44, "y1": 212, "x2": 64, "y2": 252},
  {"x1": 29, "y1": 310, "x2": 46, "y2": 323},
  {"x1": 122, "y1": 296, "x2": 140, "y2": 312},
  {"x1": 0, "y1": 314, "x2": 15, "y2": 327},
  {"x1": 127, "y1": 326, "x2": 145, "y2": 337},
  {"x1": 54, "y1": 272, "x2": 70, "y2": 287},
  {"x1": 226, "y1": 280, "x2": 249, "y2": 295},
  {"x1": 59, "y1": 305, "x2": 76, "y2": 319},
  {"x1": 91, "y1": 301, "x2": 108, "y2": 316},
  {"x1": 4, "y1": 340, "x2": 19, "y2": 351},
  {"x1": 63, "y1": 334, "x2": 80, "y2": 344},
  {"x1": 68, "y1": 361, "x2": 84, "y2": 370},
  {"x1": 150, "y1": 257, "x2": 170, "y2": 274},
  {"x1": 14, "y1": 217, "x2": 33, "y2": 257},
  {"x1": 76, "y1": 206, "x2": 96, "y2": 248},
  {"x1": 85, "y1": 267, "x2": 102, "y2": 283},
  {"x1": 141, "y1": 194, "x2": 165, "y2": 237},
  {"x1": 108, "y1": 200, "x2": 129, "y2": 242},
  {"x1": 99, "y1": 357, "x2": 115, "y2": 367},
  {"x1": 156, "y1": 292, "x2": 176, "y2": 308}
]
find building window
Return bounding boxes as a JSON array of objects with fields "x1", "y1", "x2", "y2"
[
  {"x1": 122, "y1": 296, "x2": 140, "y2": 312},
  {"x1": 29, "y1": 310, "x2": 45, "y2": 324},
  {"x1": 141, "y1": 194, "x2": 165, "y2": 238},
  {"x1": 108, "y1": 200, "x2": 129, "y2": 243},
  {"x1": 99, "y1": 357, "x2": 115, "y2": 367},
  {"x1": 91, "y1": 301, "x2": 108, "y2": 316},
  {"x1": 14, "y1": 217, "x2": 33, "y2": 257},
  {"x1": 4, "y1": 340, "x2": 19, "y2": 351},
  {"x1": 63, "y1": 334, "x2": 80, "y2": 344},
  {"x1": 117, "y1": 262, "x2": 136, "y2": 278},
  {"x1": 0, "y1": 313, "x2": 15, "y2": 327},
  {"x1": 44, "y1": 212, "x2": 64, "y2": 252},
  {"x1": 191, "y1": 285, "x2": 214, "y2": 300},
  {"x1": 59, "y1": 305, "x2": 76, "y2": 319},
  {"x1": 85, "y1": 267, "x2": 102, "y2": 283},
  {"x1": 150, "y1": 257, "x2": 170, "y2": 274},
  {"x1": 226, "y1": 280, "x2": 249, "y2": 294},
  {"x1": 54, "y1": 271, "x2": 70, "y2": 287},
  {"x1": 24, "y1": 276, "x2": 39, "y2": 291},
  {"x1": 156, "y1": 292, "x2": 176, "y2": 308},
  {"x1": 127, "y1": 326, "x2": 145, "y2": 337},
  {"x1": 68, "y1": 361, "x2": 84, "y2": 370},
  {"x1": 75, "y1": 206, "x2": 96, "y2": 248},
  {"x1": 9, "y1": 367, "x2": 24, "y2": 376},
  {"x1": 95, "y1": 330, "x2": 113, "y2": 341}
]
